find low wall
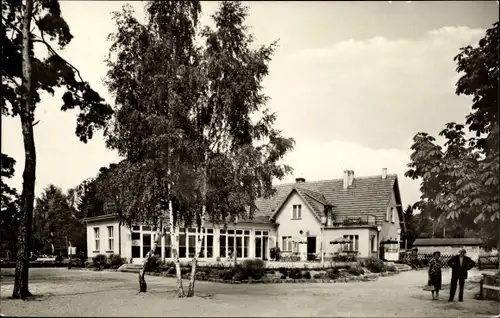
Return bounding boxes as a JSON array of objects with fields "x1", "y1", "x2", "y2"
[{"x1": 480, "y1": 273, "x2": 500, "y2": 302}]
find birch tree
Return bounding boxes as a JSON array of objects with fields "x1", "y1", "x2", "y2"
[
  {"x1": 186, "y1": 1, "x2": 294, "y2": 296},
  {"x1": 103, "y1": 1, "x2": 202, "y2": 295}
]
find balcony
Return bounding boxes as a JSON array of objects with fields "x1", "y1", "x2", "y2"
[{"x1": 328, "y1": 215, "x2": 377, "y2": 228}]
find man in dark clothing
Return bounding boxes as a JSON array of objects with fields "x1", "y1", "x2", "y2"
[{"x1": 447, "y1": 249, "x2": 476, "y2": 302}]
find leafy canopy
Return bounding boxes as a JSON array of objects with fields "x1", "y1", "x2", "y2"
[
  {"x1": 405, "y1": 22, "x2": 499, "y2": 249},
  {"x1": 99, "y1": 1, "x2": 294, "y2": 228},
  {"x1": 1, "y1": 0, "x2": 114, "y2": 142}
]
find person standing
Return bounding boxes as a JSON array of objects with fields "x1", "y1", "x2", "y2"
[
  {"x1": 428, "y1": 251, "x2": 442, "y2": 300},
  {"x1": 447, "y1": 249, "x2": 476, "y2": 302}
]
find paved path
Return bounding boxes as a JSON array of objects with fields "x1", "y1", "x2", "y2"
[{"x1": 0, "y1": 268, "x2": 498, "y2": 317}]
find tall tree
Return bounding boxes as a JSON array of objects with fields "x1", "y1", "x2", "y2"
[
  {"x1": 405, "y1": 22, "x2": 499, "y2": 250},
  {"x1": 103, "y1": 1, "x2": 203, "y2": 295},
  {"x1": 185, "y1": 1, "x2": 294, "y2": 296},
  {"x1": 103, "y1": 0, "x2": 294, "y2": 297},
  {"x1": 2, "y1": 0, "x2": 113, "y2": 298},
  {"x1": 32, "y1": 185, "x2": 85, "y2": 256}
]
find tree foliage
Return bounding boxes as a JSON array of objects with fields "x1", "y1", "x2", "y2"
[
  {"x1": 101, "y1": 0, "x2": 294, "y2": 228},
  {"x1": 100, "y1": 0, "x2": 294, "y2": 296},
  {"x1": 1, "y1": 0, "x2": 113, "y2": 298},
  {"x1": 32, "y1": 185, "x2": 86, "y2": 255},
  {"x1": 406, "y1": 22, "x2": 499, "y2": 250},
  {"x1": 1, "y1": 0, "x2": 114, "y2": 141},
  {"x1": 1, "y1": 154, "x2": 20, "y2": 258}
]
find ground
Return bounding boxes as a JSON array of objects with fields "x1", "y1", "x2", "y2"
[{"x1": 0, "y1": 268, "x2": 498, "y2": 317}]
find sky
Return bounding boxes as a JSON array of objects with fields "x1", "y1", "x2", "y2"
[{"x1": 2, "y1": 1, "x2": 499, "y2": 209}]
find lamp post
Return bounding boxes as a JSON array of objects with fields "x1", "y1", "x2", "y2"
[{"x1": 320, "y1": 215, "x2": 327, "y2": 267}]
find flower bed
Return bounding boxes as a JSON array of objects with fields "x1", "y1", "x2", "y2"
[{"x1": 143, "y1": 258, "x2": 399, "y2": 284}]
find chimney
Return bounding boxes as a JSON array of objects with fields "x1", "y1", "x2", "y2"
[
  {"x1": 348, "y1": 170, "x2": 355, "y2": 186},
  {"x1": 343, "y1": 170, "x2": 349, "y2": 189},
  {"x1": 382, "y1": 168, "x2": 387, "y2": 180},
  {"x1": 295, "y1": 177, "x2": 306, "y2": 183}
]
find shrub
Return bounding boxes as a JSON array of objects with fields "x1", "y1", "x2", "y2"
[
  {"x1": 301, "y1": 271, "x2": 311, "y2": 279},
  {"x1": 313, "y1": 272, "x2": 326, "y2": 279},
  {"x1": 108, "y1": 254, "x2": 126, "y2": 269},
  {"x1": 384, "y1": 264, "x2": 397, "y2": 272},
  {"x1": 143, "y1": 255, "x2": 162, "y2": 272},
  {"x1": 408, "y1": 258, "x2": 423, "y2": 269},
  {"x1": 166, "y1": 267, "x2": 176, "y2": 275},
  {"x1": 241, "y1": 259, "x2": 265, "y2": 279},
  {"x1": 218, "y1": 269, "x2": 234, "y2": 280},
  {"x1": 326, "y1": 268, "x2": 339, "y2": 279},
  {"x1": 92, "y1": 254, "x2": 108, "y2": 268},
  {"x1": 347, "y1": 266, "x2": 364, "y2": 276},
  {"x1": 362, "y1": 257, "x2": 385, "y2": 273},
  {"x1": 181, "y1": 267, "x2": 191, "y2": 275},
  {"x1": 278, "y1": 267, "x2": 288, "y2": 277},
  {"x1": 288, "y1": 268, "x2": 302, "y2": 279}
]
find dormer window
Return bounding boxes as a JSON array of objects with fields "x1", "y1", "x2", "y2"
[
  {"x1": 386, "y1": 207, "x2": 390, "y2": 222},
  {"x1": 391, "y1": 208, "x2": 395, "y2": 223},
  {"x1": 292, "y1": 204, "x2": 302, "y2": 219}
]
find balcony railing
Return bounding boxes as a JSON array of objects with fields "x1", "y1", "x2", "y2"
[{"x1": 329, "y1": 215, "x2": 376, "y2": 227}]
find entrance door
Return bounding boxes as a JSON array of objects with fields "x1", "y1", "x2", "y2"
[{"x1": 307, "y1": 237, "x2": 316, "y2": 261}]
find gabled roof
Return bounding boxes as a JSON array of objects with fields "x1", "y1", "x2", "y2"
[
  {"x1": 269, "y1": 187, "x2": 326, "y2": 221},
  {"x1": 413, "y1": 238, "x2": 483, "y2": 247},
  {"x1": 255, "y1": 174, "x2": 400, "y2": 224}
]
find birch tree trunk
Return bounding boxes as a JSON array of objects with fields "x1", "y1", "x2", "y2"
[
  {"x1": 138, "y1": 228, "x2": 162, "y2": 293},
  {"x1": 170, "y1": 198, "x2": 185, "y2": 297},
  {"x1": 187, "y1": 207, "x2": 205, "y2": 297},
  {"x1": 13, "y1": 0, "x2": 35, "y2": 299},
  {"x1": 187, "y1": 156, "x2": 208, "y2": 297}
]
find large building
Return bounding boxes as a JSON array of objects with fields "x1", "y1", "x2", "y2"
[{"x1": 85, "y1": 169, "x2": 405, "y2": 263}]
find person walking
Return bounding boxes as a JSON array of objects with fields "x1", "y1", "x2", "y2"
[
  {"x1": 447, "y1": 249, "x2": 476, "y2": 302},
  {"x1": 428, "y1": 251, "x2": 442, "y2": 300}
]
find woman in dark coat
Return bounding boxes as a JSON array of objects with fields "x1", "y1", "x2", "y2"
[{"x1": 428, "y1": 251, "x2": 442, "y2": 300}]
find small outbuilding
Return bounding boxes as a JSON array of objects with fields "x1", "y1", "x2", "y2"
[{"x1": 412, "y1": 238, "x2": 483, "y2": 261}]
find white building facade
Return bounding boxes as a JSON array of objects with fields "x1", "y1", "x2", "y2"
[{"x1": 85, "y1": 169, "x2": 406, "y2": 263}]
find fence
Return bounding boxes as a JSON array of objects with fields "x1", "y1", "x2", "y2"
[
  {"x1": 402, "y1": 252, "x2": 455, "y2": 268},
  {"x1": 478, "y1": 255, "x2": 500, "y2": 270}
]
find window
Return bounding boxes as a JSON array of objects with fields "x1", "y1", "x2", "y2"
[
  {"x1": 206, "y1": 230, "x2": 214, "y2": 258},
  {"x1": 131, "y1": 231, "x2": 140, "y2": 258},
  {"x1": 391, "y1": 208, "x2": 395, "y2": 223},
  {"x1": 255, "y1": 236, "x2": 262, "y2": 258},
  {"x1": 179, "y1": 233, "x2": 186, "y2": 258},
  {"x1": 142, "y1": 233, "x2": 151, "y2": 257},
  {"x1": 107, "y1": 226, "x2": 114, "y2": 251},
  {"x1": 292, "y1": 205, "x2": 302, "y2": 219},
  {"x1": 219, "y1": 228, "x2": 250, "y2": 258},
  {"x1": 386, "y1": 207, "x2": 390, "y2": 221},
  {"x1": 343, "y1": 235, "x2": 359, "y2": 251},
  {"x1": 93, "y1": 227, "x2": 100, "y2": 251},
  {"x1": 188, "y1": 234, "x2": 196, "y2": 258},
  {"x1": 219, "y1": 231, "x2": 227, "y2": 257},
  {"x1": 282, "y1": 236, "x2": 296, "y2": 252},
  {"x1": 371, "y1": 235, "x2": 377, "y2": 252},
  {"x1": 164, "y1": 235, "x2": 172, "y2": 258}
]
